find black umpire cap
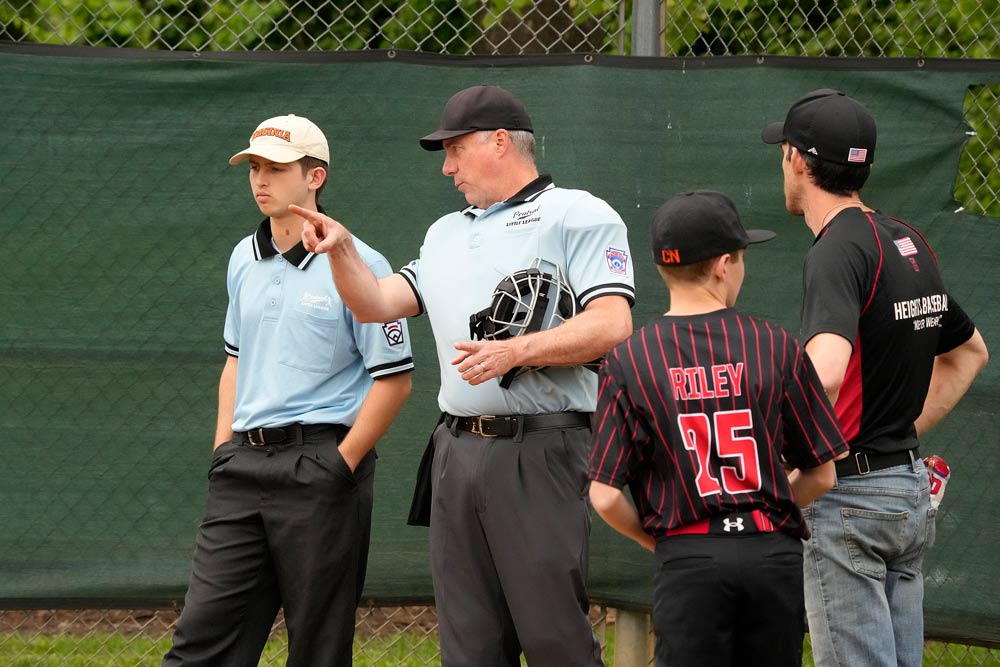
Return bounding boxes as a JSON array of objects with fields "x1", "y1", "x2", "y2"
[
  {"x1": 761, "y1": 88, "x2": 877, "y2": 167},
  {"x1": 420, "y1": 85, "x2": 534, "y2": 151},
  {"x1": 651, "y1": 190, "x2": 775, "y2": 266}
]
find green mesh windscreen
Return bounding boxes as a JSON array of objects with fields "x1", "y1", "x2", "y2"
[{"x1": 0, "y1": 44, "x2": 996, "y2": 643}]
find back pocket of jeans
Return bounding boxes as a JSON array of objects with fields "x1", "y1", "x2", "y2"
[{"x1": 842, "y1": 508, "x2": 908, "y2": 578}]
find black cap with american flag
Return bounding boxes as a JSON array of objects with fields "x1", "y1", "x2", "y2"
[{"x1": 761, "y1": 88, "x2": 877, "y2": 167}]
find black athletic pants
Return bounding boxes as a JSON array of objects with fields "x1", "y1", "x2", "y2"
[
  {"x1": 652, "y1": 532, "x2": 805, "y2": 667},
  {"x1": 163, "y1": 428, "x2": 374, "y2": 667}
]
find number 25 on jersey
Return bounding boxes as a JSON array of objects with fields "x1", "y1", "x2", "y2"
[{"x1": 678, "y1": 409, "x2": 762, "y2": 497}]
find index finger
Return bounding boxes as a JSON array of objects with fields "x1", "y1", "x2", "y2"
[
  {"x1": 288, "y1": 204, "x2": 328, "y2": 223},
  {"x1": 453, "y1": 340, "x2": 480, "y2": 354},
  {"x1": 450, "y1": 349, "x2": 473, "y2": 366}
]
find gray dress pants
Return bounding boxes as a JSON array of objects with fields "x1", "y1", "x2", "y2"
[{"x1": 429, "y1": 418, "x2": 603, "y2": 667}]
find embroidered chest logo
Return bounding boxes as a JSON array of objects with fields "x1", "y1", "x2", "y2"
[
  {"x1": 382, "y1": 321, "x2": 405, "y2": 346},
  {"x1": 299, "y1": 292, "x2": 332, "y2": 311},
  {"x1": 606, "y1": 246, "x2": 629, "y2": 275},
  {"x1": 506, "y1": 205, "x2": 541, "y2": 228}
]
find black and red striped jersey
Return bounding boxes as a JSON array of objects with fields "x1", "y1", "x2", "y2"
[
  {"x1": 801, "y1": 209, "x2": 976, "y2": 453},
  {"x1": 589, "y1": 308, "x2": 848, "y2": 539}
]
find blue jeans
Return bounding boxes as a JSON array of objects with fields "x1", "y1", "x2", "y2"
[{"x1": 802, "y1": 457, "x2": 935, "y2": 667}]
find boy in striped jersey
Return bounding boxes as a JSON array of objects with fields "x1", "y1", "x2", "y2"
[{"x1": 588, "y1": 190, "x2": 848, "y2": 667}]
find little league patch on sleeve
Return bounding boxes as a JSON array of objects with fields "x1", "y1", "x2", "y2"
[
  {"x1": 605, "y1": 247, "x2": 629, "y2": 275},
  {"x1": 382, "y1": 321, "x2": 404, "y2": 346}
]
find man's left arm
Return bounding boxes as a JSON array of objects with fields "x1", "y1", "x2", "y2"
[
  {"x1": 338, "y1": 372, "x2": 412, "y2": 472},
  {"x1": 453, "y1": 295, "x2": 632, "y2": 385},
  {"x1": 914, "y1": 328, "x2": 988, "y2": 436}
]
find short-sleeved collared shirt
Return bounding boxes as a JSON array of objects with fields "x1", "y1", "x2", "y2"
[
  {"x1": 224, "y1": 218, "x2": 413, "y2": 431},
  {"x1": 398, "y1": 175, "x2": 635, "y2": 416},
  {"x1": 800, "y1": 208, "x2": 975, "y2": 452}
]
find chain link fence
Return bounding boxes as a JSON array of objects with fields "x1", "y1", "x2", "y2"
[
  {"x1": 1, "y1": 0, "x2": 997, "y2": 214},
  {"x1": 2, "y1": 605, "x2": 999, "y2": 665},
  {"x1": 0, "y1": 605, "x2": 610, "y2": 666},
  {"x1": 1, "y1": 1, "x2": 998, "y2": 665},
  {"x1": 1, "y1": 0, "x2": 997, "y2": 57}
]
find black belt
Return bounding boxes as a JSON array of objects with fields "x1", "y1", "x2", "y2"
[
  {"x1": 237, "y1": 423, "x2": 348, "y2": 447},
  {"x1": 836, "y1": 448, "x2": 918, "y2": 478},
  {"x1": 447, "y1": 412, "x2": 592, "y2": 438}
]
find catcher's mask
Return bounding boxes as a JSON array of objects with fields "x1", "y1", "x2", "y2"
[{"x1": 469, "y1": 259, "x2": 581, "y2": 388}]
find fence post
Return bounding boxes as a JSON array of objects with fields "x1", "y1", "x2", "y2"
[
  {"x1": 614, "y1": 608, "x2": 652, "y2": 666},
  {"x1": 630, "y1": 0, "x2": 661, "y2": 57}
]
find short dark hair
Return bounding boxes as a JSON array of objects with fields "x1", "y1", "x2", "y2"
[
  {"x1": 788, "y1": 145, "x2": 870, "y2": 195},
  {"x1": 656, "y1": 249, "x2": 743, "y2": 289},
  {"x1": 298, "y1": 156, "x2": 328, "y2": 205},
  {"x1": 657, "y1": 256, "x2": 713, "y2": 286}
]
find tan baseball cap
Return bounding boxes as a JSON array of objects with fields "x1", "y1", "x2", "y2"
[{"x1": 229, "y1": 114, "x2": 329, "y2": 165}]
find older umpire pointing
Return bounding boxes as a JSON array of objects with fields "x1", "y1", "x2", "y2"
[{"x1": 292, "y1": 85, "x2": 635, "y2": 666}]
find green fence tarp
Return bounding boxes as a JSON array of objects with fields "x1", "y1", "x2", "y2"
[{"x1": 0, "y1": 44, "x2": 997, "y2": 644}]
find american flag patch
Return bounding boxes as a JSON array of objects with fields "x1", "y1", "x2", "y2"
[
  {"x1": 893, "y1": 237, "x2": 918, "y2": 257},
  {"x1": 848, "y1": 147, "x2": 868, "y2": 163}
]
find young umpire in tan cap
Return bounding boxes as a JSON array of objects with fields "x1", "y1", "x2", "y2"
[
  {"x1": 163, "y1": 114, "x2": 414, "y2": 666},
  {"x1": 589, "y1": 189, "x2": 848, "y2": 667}
]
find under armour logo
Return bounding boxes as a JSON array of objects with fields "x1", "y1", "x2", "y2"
[{"x1": 723, "y1": 517, "x2": 744, "y2": 533}]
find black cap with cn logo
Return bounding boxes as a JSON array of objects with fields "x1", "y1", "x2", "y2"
[
  {"x1": 420, "y1": 85, "x2": 534, "y2": 151},
  {"x1": 761, "y1": 88, "x2": 877, "y2": 166},
  {"x1": 650, "y1": 190, "x2": 776, "y2": 267}
]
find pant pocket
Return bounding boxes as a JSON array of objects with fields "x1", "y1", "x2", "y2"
[
  {"x1": 298, "y1": 447, "x2": 357, "y2": 489},
  {"x1": 923, "y1": 506, "x2": 938, "y2": 552},
  {"x1": 207, "y1": 444, "x2": 237, "y2": 479},
  {"x1": 842, "y1": 507, "x2": 908, "y2": 578}
]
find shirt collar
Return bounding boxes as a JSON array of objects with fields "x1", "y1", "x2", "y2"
[
  {"x1": 462, "y1": 174, "x2": 555, "y2": 218},
  {"x1": 250, "y1": 206, "x2": 326, "y2": 270}
]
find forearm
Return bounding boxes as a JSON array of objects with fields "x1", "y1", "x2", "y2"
[
  {"x1": 214, "y1": 356, "x2": 238, "y2": 449},
  {"x1": 513, "y1": 297, "x2": 632, "y2": 368},
  {"x1": 915, "y1": 330, "x2": 989, "y2": 436},
  {"x1": 589, "y1": 482, "x2": 655, "y2": 552},
  {"x1": 338, "y1": 372, "x2": 413, "y2": 471},
  {"x1": 291, "y1": 203, "x2": 418, "y2": 322},
  {"x1": 326, "y1": 245, "x2": 407, "y2": 323},
  {"x1": 788, "y1": 462, "x2": 836, "y2": 507}
]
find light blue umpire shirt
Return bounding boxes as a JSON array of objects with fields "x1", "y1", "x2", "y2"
[
  {"x1": 224, "y1": 217, "x2": 414, "y2": 432},
  {"x1": 398, "y1": 175, "x2": 634, "y2": 417}
]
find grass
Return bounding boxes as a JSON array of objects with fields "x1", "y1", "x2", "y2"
[
  {"x1": 0, "y1": 634, "x2": 439, "y2": 667},
  {"x1": 1, "y1": 632, "x2": 998, "y2": 666}
]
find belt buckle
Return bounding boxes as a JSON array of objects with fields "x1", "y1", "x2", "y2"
[
  {"x1": 247, "y1": 428, "x2": 267, "y2": 447},
  {"x1": 471, "y1": 415, "x2": 498, "y2": 437},
  {"x1": 855, "y1": 451, "x2": 870, "y2": 475}
]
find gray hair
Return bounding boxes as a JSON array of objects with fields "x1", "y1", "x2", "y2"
[{"x1": 477, "y1": 129, "x2": 536, "y2": 161}]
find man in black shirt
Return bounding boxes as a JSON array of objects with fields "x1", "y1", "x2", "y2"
[
  {"x1": 589, "y1": 190, "x2": 848, "y2": 667},
  {"x1": 762, "y1": 89, "x2": 989, "y2": 667}
]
